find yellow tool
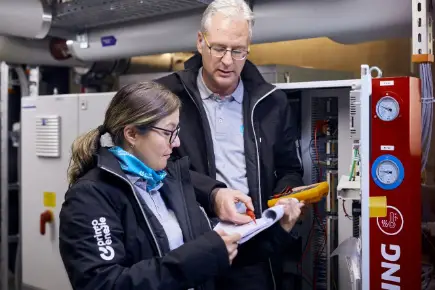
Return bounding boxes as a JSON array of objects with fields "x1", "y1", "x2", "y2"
[{"x1": 267, "y1": 181, "x2": 329, "y2": 207}]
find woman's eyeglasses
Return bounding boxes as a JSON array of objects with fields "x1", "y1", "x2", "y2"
[{"x1": 149, "y1": 124, "x2": 180, "y2": 144}]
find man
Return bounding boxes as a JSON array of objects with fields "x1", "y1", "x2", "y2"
[{"x1": 156, "y1": 0, "x2": 305, "y2": 289}]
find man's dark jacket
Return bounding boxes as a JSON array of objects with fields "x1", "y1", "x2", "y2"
[{"x1": 156, "y1": 54, "x2": 305, "y2": 289}]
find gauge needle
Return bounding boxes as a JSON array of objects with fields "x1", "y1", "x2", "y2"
[{"x1": 381, "y1": 106, "x2": 392, "y2": 112}]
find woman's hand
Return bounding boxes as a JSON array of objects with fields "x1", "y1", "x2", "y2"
[
  {"x1": 277, "y1": 198, "x2": 305, "y2": 233},
  {"x1": 215, "y1": 230, "x2": 241, "y2": 264}
]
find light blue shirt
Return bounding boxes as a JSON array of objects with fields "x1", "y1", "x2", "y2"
[
  {"x1": 127, "y1": 175, "x2": 184, "y2": 251},
  {"x1": 197, "y1": 67, "x2": 249, "y2": 212}
]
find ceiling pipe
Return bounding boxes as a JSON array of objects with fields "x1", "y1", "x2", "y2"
[
  {"x1": 0, "y1": 36, "x2": 89, "y2": 67},
  {"x1": 66, "y1": 0, "x2": 412, "y2": 62},
  {"x1": 126, "y1": 53, "x2": 194, "y2": 74},
  {"x1": 0, "y1": 0, "x2": 52, "y2": 39}
]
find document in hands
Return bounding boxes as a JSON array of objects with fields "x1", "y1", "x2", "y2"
[{"x1": 213, "y1": 205, "x2": 285, "y2": 244}]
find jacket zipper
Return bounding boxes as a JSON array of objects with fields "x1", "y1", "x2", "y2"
[
  {"x1": 175, "y1": 162, "x2": 195, "y2": 241},
  {"x1": 100, "y1": 166, "x2": 163, "y2": 257},
  {"x1": 176, "y1": 160, "x2": 207, "y2": 290},
  {"x1": 198, "y1": 206, "x2": 212, "y2": 229},
  {"x1": 250, "y1": 87, "x2": 276, "y2": 213},
  {"x1": 250, "y1": 87, "x2": 277, "y2": 290}
]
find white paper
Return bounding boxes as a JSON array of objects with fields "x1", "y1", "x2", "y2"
[{"x1": 213, "y1": 205, "x2": 285, "y2": 244}]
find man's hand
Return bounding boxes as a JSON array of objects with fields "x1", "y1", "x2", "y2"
[
  {"x1": 277, "y1": 198, "x2": 305, "y2": 232},
  {"x1": 287, "y1": 185, "x2": 311, "y2": 221},
  {"x1": 214, "y1": 188, "x2": 254, "y2": 224}
]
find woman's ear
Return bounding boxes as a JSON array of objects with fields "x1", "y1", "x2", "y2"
[{"x1": 123, "y1": 125, "x2": 137, "y2": 147}]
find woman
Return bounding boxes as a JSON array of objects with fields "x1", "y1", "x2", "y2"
[{"x1": 59, "y1": 81, "x2": 302, "y2": 290}]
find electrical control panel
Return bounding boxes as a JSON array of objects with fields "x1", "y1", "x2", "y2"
[{"x1": 369, "y1": 77, "x2": 421, "y2": 289}]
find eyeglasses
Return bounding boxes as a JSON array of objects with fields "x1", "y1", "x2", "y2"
[
  {"x1": 203, "y1": 35, "x2": 249, "y2": 61},
  {"x1": 149, "y1": 124, "x2": 180, "y2": 144}
]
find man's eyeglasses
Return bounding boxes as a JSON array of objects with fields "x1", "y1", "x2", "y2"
[
  {"x1": 203, "y1": 35, "x2": 249, "y2": 61},
  {"x1": 149, "y1": 124, "x2": 180, "y2": 144}
]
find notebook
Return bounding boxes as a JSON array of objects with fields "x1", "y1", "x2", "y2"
[{"x1": 213, "y1": 204, "x2": 285, "y2": 244}]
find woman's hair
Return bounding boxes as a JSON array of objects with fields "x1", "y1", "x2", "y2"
[{"x1": 67, "y1": 81, "x2": 181, "y2": 185}]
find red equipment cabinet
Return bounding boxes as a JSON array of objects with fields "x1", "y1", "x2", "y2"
[{"x1": 369, "y1": 77, "x2": 421, "y2": 289}]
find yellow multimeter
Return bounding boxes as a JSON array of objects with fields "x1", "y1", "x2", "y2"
[{"x1": 267, "y1": 181, "x2": 329, "y2": 207}]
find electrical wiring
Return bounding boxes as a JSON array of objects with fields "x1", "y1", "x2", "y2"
[
  {"x1": 420, "y1": 62, "x2": 434, "y2": 173},
  {"x1": 342, "y1": 200, "x2": 353, "y2": 220}
]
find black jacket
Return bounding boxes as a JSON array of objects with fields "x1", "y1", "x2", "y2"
[
  {"x1": 155, "y1": 54, "x2": 305, "y2": 290},
  {"x1": 59, "y1": 148, "x2": 293, "y2": 290},
  {"x1": 156, "y1": 54, "x2": 304, "y2": 218}
]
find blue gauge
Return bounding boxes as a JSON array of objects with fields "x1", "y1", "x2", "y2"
[{"x1": 371, "y1": 154, "x2": 404, "y2": 190}]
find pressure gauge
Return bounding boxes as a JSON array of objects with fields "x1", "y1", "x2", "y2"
[
  {"x1": 375, "y1": 160, "x2": 399, "y2": 184},
  {"x1": 375, "y1": 96, "x2": 400, "y2": 121},
  {"x1": 371, "y1": 155, "x2": 404, "y2": 190}
]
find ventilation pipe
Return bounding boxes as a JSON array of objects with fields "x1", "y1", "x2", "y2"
[
  {"x1": 0, "y1": 36, "x2": 89, "y2": 67},
  {"x1": 66, "y1": 0, "x2": 412, "y2": 62},
  {"x1": 126, "y1": 53, "x2": 194, "y2": 74},
  {"x1": 0, "y1": 0, "x2": 52, "y2": 39}
]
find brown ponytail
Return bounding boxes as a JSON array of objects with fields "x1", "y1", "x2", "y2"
[{"x1": 67, "y1": 128, "x2": 100, "y2": 185}]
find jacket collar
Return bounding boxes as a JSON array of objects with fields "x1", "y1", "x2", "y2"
[
  {"x1": 96, "y1": 147, "x2": 187, "y2": 182},
  {"x1": 180, "y1": 53, "x2": 275, "y2": 104}
]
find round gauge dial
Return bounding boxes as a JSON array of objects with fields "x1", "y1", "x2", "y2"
[
  {"x1": 376, "y1": 96, "x2": 400, "y2": 121},
  {"x1": 371, "y1": 155, "x2": 404, "y2": 190},
  {"x1": 375, "y1": 160, "x2": 399, "y2": 185}
]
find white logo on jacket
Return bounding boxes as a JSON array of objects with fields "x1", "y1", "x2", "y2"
[{"x1": 92, "y1": 217, "x2": 115, "y2": 261}]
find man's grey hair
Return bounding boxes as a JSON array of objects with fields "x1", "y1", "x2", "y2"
[{"x1": 200, "y1": 0, "x2": 255, "y2": 39}]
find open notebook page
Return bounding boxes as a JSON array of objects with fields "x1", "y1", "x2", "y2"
[{"x1": 213, "y1": 205, "x2": 285, "y2": 244}]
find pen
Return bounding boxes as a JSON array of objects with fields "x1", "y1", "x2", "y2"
[{"x1": 246, "y1": 209, "x2": 256, "y2": 224}]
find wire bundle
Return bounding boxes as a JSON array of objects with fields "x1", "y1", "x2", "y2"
[{"x1": 420, "y1": 62, "x2": 434, "y2": 172}]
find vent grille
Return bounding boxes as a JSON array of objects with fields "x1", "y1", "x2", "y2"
[
  {"x1": 35, "y1": 115, "x2": 61, "y2": 158},
  {"x1": 52, "y1": 0, "x2": 212, "y2": 31},
  {"x1": 349, "y1": 90, "x2": 361, "y2": 139}
]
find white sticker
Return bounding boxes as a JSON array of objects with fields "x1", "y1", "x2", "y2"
[
  {"x1": 381, "y1": 145, "x2": 395, "y2": 151},
  {"x1": 380, "y1": 80, "x2": 394, "y2": 86}
]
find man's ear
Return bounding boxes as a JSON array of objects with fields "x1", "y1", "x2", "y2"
[
  {"x1": 123, "y1": 125, "x2": 137, "y2": 147},
  {"x1": 197, "y1": 31, "x2": 204, "y2": 55}
]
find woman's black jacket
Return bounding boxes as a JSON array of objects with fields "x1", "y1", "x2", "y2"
[{"x1": 59, "y1": 148, "x2": 293, "y2": 290}]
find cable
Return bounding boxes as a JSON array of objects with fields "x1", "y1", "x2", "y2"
[{"x1": 420, "y1": 63, "x2": 434, "y2": 172}]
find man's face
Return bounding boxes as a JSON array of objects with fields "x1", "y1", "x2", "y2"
[{"x1": 197, "y1": 12, "x2": 250, "y2": 94}]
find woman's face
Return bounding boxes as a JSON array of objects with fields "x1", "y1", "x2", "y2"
[{"x1": 125, "y1": 110, "x2": 180, "y2": 171}]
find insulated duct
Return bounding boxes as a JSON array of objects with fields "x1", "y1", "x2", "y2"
[
  {"x1": 127, "y1": 53, "x2": 194, "y2": 74},
  {"x1": 0, "y1": 0, "x2": 52, "y2": 39},
  {"x1": 66, "y1": 0, "x2": 412, "y2": 62},
  {"x1": 0, "y1": 36, "x2": 89, "y2": 67}
]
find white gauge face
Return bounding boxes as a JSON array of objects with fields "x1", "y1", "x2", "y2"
[
  {"x1": 376, "y1": 160, "x2": 399, "y2": 185},
  {"x1": 376, "y1": 96, "x2": 400, "y2": 121}
]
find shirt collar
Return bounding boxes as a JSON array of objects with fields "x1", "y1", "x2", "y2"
[
  {"x1": 126, "y1": 174, "x2": 142, "y2": 185},
  {"x1": 126, "y1": 174, "x2": 163, "y2": 192},
  {"x1": 197, "y1": 67, "x2": 244, "y2": 104}
]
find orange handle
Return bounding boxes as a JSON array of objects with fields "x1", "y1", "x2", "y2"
[{"x1": 40, "y1": 210, "x2": 53, "y2": 235}]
